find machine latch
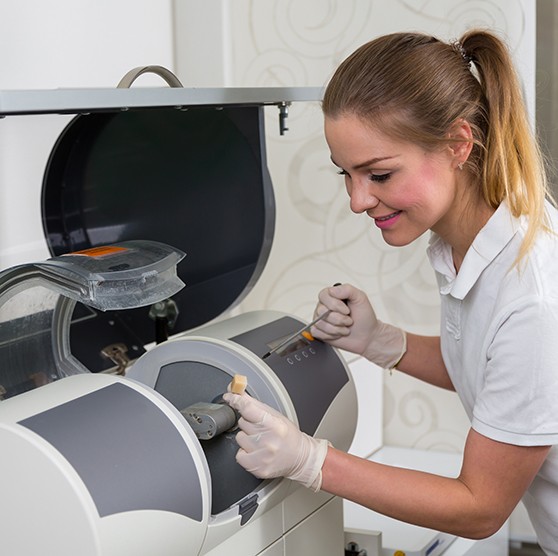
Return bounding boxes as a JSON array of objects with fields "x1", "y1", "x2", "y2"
[{"x1": 238, "y1": 493, "x2": 259, "y2": 525}]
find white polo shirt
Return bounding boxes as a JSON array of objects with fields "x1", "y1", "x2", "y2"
[{"x1": 427, "y1": 201, "x2": 558, "y2": 555}]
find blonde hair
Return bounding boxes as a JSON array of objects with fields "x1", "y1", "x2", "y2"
[{"x1": 323, "y1": 30, "x2": 551, "y2": 261}]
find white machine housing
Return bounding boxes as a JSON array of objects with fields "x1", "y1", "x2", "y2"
[{"x1": 0, "y1": 80, "x2": 358, "y2": 555}]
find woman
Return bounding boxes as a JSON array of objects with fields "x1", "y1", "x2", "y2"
[{"x1": 224, "y1": 29, "x2": 558, "y2": 554}]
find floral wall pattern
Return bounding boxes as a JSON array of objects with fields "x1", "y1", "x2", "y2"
[
  {"x1": 186, "y1": 0, "x2": 534, "y2": 538},
  {"x1": 217, "y1": 0, "x2": 533, "y2": 453}
]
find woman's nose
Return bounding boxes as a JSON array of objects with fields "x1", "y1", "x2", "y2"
[{"x1": 349, "y1": 180, "x2": 380, "y2": 214}]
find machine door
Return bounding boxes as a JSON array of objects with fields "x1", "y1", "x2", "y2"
[
  {"x1": 42, "y1": 106, "x2": 275, "y2": 372},
  {"x1": 126, "y1": 336, "x2": 288, "y2": 518}
]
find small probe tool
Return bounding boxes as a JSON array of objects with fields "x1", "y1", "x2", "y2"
[
  {"x1": 262, "y1": 309, "x2": 331, "y2": 360},
  {"x1": 261, "y1": 283, "x2": 344, "y2": 360}
]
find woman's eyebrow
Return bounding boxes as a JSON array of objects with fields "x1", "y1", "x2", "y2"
[{"x1": 330, "y1": 155, "x2": 397, "y2": 170}]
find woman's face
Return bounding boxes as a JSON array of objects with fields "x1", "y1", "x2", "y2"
[{"x1": 324, "y1": 114, "x2": 462, "y2": 247}]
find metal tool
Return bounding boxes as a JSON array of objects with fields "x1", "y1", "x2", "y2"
[
  {"x1": 262, "y1": 309, "x2": 331, "y2": 360},
  {"x1": 262, "y1": 283, "x2": 343, "y2": 360}
]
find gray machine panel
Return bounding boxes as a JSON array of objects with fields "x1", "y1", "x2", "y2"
[
  {"x1": 231, "y1": 316, "x2": 349, "y2": 436},
  {"x1": 19, "y1": 382, "x2": 204, "y2": 520},
  {"x1": 154, "y1": 361, "x2": 261, "y2": 515}
]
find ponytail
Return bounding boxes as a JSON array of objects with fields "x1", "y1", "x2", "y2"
[{"x1": 460, "y1": 30, "x2": 551, "y2": 260}]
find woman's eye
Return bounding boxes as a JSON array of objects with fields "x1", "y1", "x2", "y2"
[
  {"x1": 336, "y1": 169, "x2": 391, "y2": 182},
  {"x1": 370, "y1": 173, "x2": 391, "y2": 183}
]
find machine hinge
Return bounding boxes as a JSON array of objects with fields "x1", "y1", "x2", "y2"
[{"x1": 238, "y1": 493, "x2": 259, "y2": 525}]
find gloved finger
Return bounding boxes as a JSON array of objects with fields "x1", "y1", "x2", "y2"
[
  {"x1": 312, "y1": 312, "x2": 352, "y2": 331},
  {"x1": 317, "y1": 284, "x2": 352, "y2": 316},
  {"x1": 311, "y1": 316, "x2": 353, "y2": 341},
  {"x1": 234, "y1": 432, "x2": 278, "y2": 474},
  {"x1": 236, "y1": 415, "x2": 265, "y2": 436},
  {"x1": 222, "y1": 391, "x2": 243, "y2": 410},
  {"x1": 235, "y1": 434, "x2": 285, "y2": 474},
  {"x1": 240, "y1": 412, "x2": 293, "y2": 440},
  {"x1": 223, "y1": 392, "x2": 274, "y2": 425},
  {"x1": 313, "y1": 289, "x2": 352, "y2": 336},
  {"x1": 234, "y1": 447, "x2": 261, "y2": 474},
  {"x1": 234, "y1": 430, "x2": 259, "y2": 453},
  {"x1": 235, "y1": 448, "x2": 274, "y2": 478}
]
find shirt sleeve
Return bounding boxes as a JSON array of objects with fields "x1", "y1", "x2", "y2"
[{"x1": 472, "y1": 294, "x2": 558, "y2": 446}]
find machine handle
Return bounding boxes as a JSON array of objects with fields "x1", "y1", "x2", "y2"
[{"x1": 117, "y1": 65, "x2": 183, "y2": 88}]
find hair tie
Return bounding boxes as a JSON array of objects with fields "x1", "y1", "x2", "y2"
[{"x1": 452, "y1": 40, "x2": 473, "y2": 68}]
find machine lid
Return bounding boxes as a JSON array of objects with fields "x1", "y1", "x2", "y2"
[{"x1": 41, "y1": 100, "x2": 276, "y2": 371}]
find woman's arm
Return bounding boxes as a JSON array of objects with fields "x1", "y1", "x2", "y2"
[
  {"x1": 224, "y1": 393, "x2": 550, "y2": 539},
  {"x1": 396, "y1": 333, "x2": 455, "y2": 390},
  {"x1": 321, "y1": 428, "x2": 550, "y2": 539}
]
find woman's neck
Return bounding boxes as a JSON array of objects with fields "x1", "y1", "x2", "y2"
[{"x1": 434, "y1": 186, "x2": 496, "y2": 273}]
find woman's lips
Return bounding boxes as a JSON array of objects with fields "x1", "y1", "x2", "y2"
[{"x1": 374, "y1": 210, "x2": 402, "y2": 229}]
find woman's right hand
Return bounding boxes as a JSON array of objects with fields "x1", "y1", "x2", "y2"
[
  {"x1": 311, "y1": 283, "x2": 406, "y2": 369},
  {"x1": 311, "y1": 283, "x2": 376, "y2": 354}
]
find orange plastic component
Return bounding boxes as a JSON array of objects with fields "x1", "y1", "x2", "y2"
[
  {"x1": 67, "y1": 246, "x2": 128, "y2": 258},
  {"x1": 301, "y1": 330, "x2": 314, "y2": 341}
]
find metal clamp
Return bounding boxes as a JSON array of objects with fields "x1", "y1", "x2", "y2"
[{"x1": 100, "y1": 343, "x2": 131, "y2": 375}]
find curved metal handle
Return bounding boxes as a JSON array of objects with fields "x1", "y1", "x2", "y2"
[{"x1": 117, "y1": 65, "x2": 183, "y2": 88}]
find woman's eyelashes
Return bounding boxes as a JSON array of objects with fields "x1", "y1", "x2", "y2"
[
  {"x1": 336, "y1": 168, "x2": 392, "y2": 183},
  {"x1": 369, "y1": 172, "x2": 391, "y2": 183}
]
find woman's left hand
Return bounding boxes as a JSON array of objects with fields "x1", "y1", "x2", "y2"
[{"x1": 223, "y1": 392, "x2": 330, "y2": 491}]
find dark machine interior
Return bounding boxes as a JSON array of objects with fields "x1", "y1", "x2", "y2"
[{"x1": 41, "y1": 106, "x2": 274, "y2": 372}]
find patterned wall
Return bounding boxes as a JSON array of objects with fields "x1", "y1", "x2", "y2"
[
  {"x1": 221, "y1": 0, "x2": 533, "y2": 452},
  {"x1": 205, "y1": 0, "x2": 536, "y2": 539}
]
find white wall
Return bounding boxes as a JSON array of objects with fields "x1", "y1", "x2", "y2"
[{"x1": 0, "y1": 0, "x2": 175, "y2": 267}]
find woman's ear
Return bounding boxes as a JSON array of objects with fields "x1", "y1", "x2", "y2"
[{"x1": 448, "y1": 118, "x2": 474, "y2": 169}]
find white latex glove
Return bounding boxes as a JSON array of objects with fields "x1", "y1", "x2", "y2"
[
  {"x1": 311, "y1": 283, "x2": 407, "y2": 369},
  {"x1": 222, "y1": 392, "x2": 329, "y2": 492}
]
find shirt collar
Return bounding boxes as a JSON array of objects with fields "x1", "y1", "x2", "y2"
[{"x1": 427, "y1": 202, "x2": 523, "y2": 300}]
